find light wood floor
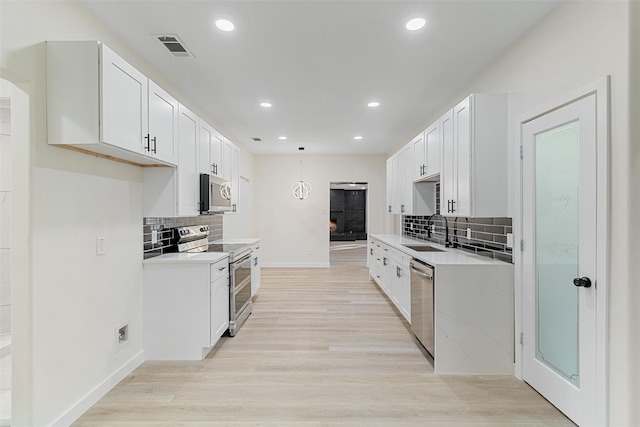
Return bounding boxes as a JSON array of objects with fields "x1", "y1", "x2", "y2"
[{"x1": 74, "y1": 250, "x2": 573, "y2": 426}]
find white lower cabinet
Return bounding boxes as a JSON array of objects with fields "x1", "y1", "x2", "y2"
[
  {"x1": 368, "y1": 238, "x2": 410, "y2": 322},
  {"x1": 143, "y1": 257, "x2": 230, "y2": 360}
]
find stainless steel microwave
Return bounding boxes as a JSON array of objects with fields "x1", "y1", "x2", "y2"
[{"x1": 200, "y1": 173, "x2": 232, "y2": 213}]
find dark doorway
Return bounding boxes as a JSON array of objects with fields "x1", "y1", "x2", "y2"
[{"x1": 329, "y1": 183, "x2": 367, "y2": 241}]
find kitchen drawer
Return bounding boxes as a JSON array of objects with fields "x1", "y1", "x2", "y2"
[{"x1": 210, "y1": 257, "x2": 229, "y2": 283}]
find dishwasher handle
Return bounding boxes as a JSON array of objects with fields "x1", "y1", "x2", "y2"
[{"x1": 410, "y1": 260, "x2": 434, "y2": 281}]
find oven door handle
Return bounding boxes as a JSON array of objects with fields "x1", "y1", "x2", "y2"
[{"x1": 233, "y1": 252, "x2": 252, "y2": 266}]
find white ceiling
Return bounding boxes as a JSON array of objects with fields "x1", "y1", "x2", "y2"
[{"x1": 79, "y1": 0, "x2": 561, "y2": 155}]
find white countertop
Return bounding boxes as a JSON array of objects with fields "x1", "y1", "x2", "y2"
[
  {"x1": 370, "y1": 234, "x2": 510, "y2": 266},
  {"x1": 143, "y1": 251, "x2": 229, "y2": 265},
  {"x1": 211, "y1": 238, "x2": 260, "y2": 246}
]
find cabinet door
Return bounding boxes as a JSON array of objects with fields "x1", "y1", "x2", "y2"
[
  {"x1": 401, "y1": 144, "x2": 413, "y2": 214},
  {"x1": 389, "y1": 258, "x2": 402, "y2": 306},
  {"x1": 400, "y1": 261, "x2": 411, "y2": 322},
  {"x1": 211, "y1": 134, "x2": 223, "y2": 178},
  {"x1": 412, "y1": 132, "x2": 426, "y2": 181},
  {"x1": 100, "y1": 44, "x2": 148, "y2": 153},
  {"x1": 148, "y1": 80, "x2": 179, "y2": 165},
  {"x1": 222, "y1": 139, "x2": 232, "y2": 181},
  {"x1": 386, "y1": 158, "x2": 393, "y2": 214},
  {"x1": 229, "y1": 144, "x2": 241, "y2": 213},
  {"x1": 199, "y1": 121, "x2": 213, "y2": 175},
  {"x1": 440, "y1": 108, "x2": 455, "y2": 215},
  {"x1": 424, "y1": 122, "x2": 440, "y2": 178},
  {"x1": 453, "y1": 96, "x2": 472, "y2": 216},
  {"x1": 211, "y1": 276, "x2": 230, "y2": 345},
  {"x1": 177, "y1": 104, "x2": 200, "y2": 216}
]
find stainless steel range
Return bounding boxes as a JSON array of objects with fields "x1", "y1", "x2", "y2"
[{"x1": 176, "y1": 225, "x2": 253, "y2": 336}]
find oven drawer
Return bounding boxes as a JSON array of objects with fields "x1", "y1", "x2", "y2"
[{"x1": 210, "y1": 257, "x2": 229, "y2": 283}]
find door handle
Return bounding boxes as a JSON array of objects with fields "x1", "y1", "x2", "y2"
[{"x1": 573, "y1": 277, "x2": 592, "y2": 288}]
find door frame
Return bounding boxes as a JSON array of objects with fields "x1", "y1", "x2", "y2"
[{"x1": 514, "y1": 76, "x2": 610, "y2": 426}]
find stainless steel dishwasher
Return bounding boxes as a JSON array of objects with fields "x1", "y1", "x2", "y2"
[{"x1": 410, "y1": 259, "x2": 434, "y2": 358}]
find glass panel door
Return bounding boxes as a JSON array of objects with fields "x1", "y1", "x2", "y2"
[{"x1": 534, "y1": 120, "x2": 580, "y2": 386}]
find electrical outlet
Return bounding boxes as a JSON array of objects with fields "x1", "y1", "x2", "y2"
[
  {"x1": 96, "y1": 237, "x2": 106, "y2": 255},
  {"x1": 466, "y1": 227, "x2": 472, "y2": 239},
  {"x1": 151, "y1": 230, "x2": 158, "y2": 244},
  {"x1": 308, "y1": 249, "x2": 313, "y2": 255},
  {"x1": 506, "y1": 233, "x2": 513, "y2": 248},
  {"x1": 430, "y1": 224, "x2": 435, "y2": 234}
]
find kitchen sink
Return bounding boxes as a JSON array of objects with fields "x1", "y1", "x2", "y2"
[{"x1": 402, "y1": 245, "x2": 444, "y2": 252}]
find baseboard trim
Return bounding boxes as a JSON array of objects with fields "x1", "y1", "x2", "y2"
[
  {"x1": 52, "y1": 350, "x2": 145, "y2": 427},
  {"x1": 262, "y1": 262, "x2": 331, "y2": 268}
]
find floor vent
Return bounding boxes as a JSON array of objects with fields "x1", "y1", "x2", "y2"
[{"x1": 156, "y1": 35, "x2": 194, "y2": 58}]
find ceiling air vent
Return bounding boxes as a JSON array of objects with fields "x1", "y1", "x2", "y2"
[
  {"x1": 251, "y1": 137, "x2": 262, "y2": 142},
  {"x1": 156, "y1": 35, "x2": 194, "y2": 58}
]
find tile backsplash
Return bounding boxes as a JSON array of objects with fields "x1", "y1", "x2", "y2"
[
  {"x1": 403, "y1": 215, "x2": 513, "y2": 263},
  {"x1": 143, "y1": 215, "x2": 223, "y2": 259}
]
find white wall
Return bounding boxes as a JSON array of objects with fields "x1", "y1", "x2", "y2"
[
  {"x1": 389, "y1": 2, "x2": 637, "y2": 424},
  {"x1": 0, "y1": 1, "x2": 226, "y2": 425},
  {"x1": 254, "y1": 154, "x2": 388, "y2": 266}
]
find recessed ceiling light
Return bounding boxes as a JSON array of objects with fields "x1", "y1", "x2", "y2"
[
  {"x1": 367, "y1": 101, "x2": 380, "y2": 107},
  {"x1": 260, "y1": 102, "x2": 272, "y2": 108},
  {"x1": 215, "y1": 19, "x2": 235, "y2": 32},
  {"x1": 278, "y1": 136, "x2": 287, "y2": 140},
  {"x1": 354, "y1": 136, "x2": 363, "y2": 140},
  {"x1": 406, "y1": 18, "x2": 426, "y2": 31}
]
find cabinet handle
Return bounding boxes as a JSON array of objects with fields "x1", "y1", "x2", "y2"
[
  {"x1": 151, "y1": 136, "x2": 157, "y2": 154},
  {"x1": 383, "y1": 257, "x2": 388, "y2": 266},
  {"x1": 388, "y1": 205, "x2": 392, "y2": 213},
  {"x1": 370, "y1": 248, "x2": 373, "y2": 255},
  {"x1": 232, "y1": 203, "x2": 237, "y2": 212},
  {"x1": 218, "y1": 266, "x2": 226, "y2": 271},
  {"x1": 253, "y1": 258, "x2": 258, "y2": 266},
  {"x1": 450, "y1": 199, "x2": 456, "y2": 213},
  {"x1": 400, "y1": 204, "x2": 405, "y2": 213},
  {"x1": 144, "y1": 134, "x2": 151, "y2": 152}
]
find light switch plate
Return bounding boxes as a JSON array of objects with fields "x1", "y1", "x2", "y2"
[
  {"x1": 151, "y1": 230, "x2": 158, "y2": 244},
  {"x1": 466, "y1": 227, "x2": 472, "y2": 239},
  {"x1": 506, "y1": 233, "x2": 513, "y2": 248}
]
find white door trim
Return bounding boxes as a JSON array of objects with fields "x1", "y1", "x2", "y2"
[{"x1": 514, "y1": 76, "x2": 609, "y2": 426}]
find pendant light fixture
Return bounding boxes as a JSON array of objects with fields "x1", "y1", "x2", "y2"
[{"x1": 292, "y1": 147, "x2": 312, "y2": 200}]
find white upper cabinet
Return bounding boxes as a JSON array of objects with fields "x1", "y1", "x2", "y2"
[
  {"x1": 177, "y1": 105, "x2": 200, "y2": 217},
  {"x1": 441, "y1": 94, "x2": 507, "y2": 217},
  {"x1": 222, "y1": 140, "x2": 241, "y2": 214},
  {"x1": 412, "y1": 131, "x2": 426, "y2": 181},
  {"x1": 424, "y1": 122, "x2": 440, "y2": 179},
  {"x1": 413, "y1": 123, "x2": 440, "y2": 182},
  {"x1": 101, "y1": 44, "x2": 148, "y2": 155},
  {"x1": 47, "y1": 41, "x2": 177, "y2": 166},
  {"x1": 147, "y1": 80, "x2": 179, "y2": 165},
  {"x1": 198, "y1": 121, "x2": 223, "y2": 178},
  {"x1": 386, "y1": 157, "x2": 394, "y2": 214},
  {"x1": 386, "y1": 146, "x2": 436, "y2": 216}
]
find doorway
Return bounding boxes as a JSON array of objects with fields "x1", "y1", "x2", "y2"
[
  {"x1": 517, "y1": 79, "x2": 609, "y2": 427},
  {"x1": 329, "y1": 182, "x2": 367, "y2": 265}
]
